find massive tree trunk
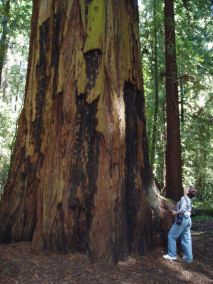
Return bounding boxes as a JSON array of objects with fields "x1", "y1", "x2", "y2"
[
  {"x1": 164, "y1": 0, "x2": 183, "y2": 201},
  {"x1": 0, "y1": 0, "x2": 169, "y2": 263}
]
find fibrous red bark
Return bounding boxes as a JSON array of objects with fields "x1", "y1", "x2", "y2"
[
  {"x1": 0, "y1": 0, "x2": 170, "y2": 263},
  {"x1": 164, "y1": 0, "x2": 183, "y2": 201}
]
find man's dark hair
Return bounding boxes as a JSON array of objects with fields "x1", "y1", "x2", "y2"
[{"x1": 187, "y1": 186, "x2": 197, "y2": 198}]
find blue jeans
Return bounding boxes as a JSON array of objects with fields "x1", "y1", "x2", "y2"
[{"x1": 167, "y1": 215, "x2": 193, "y2": 262}]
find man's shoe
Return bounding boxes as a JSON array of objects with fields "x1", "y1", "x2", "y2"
[
  {"x1": 182, "y1": 256, "x2": 192, "y2": 263},
  {"x1": 163, "y1": 254, "x2": 177, "y2": 260}
]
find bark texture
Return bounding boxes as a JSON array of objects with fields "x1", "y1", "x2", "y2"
[
  {"x1": 164, "y1": 0, "x2": 183, "y2": 201},
  {"x1": 0, "y1": 0, "x2": 169, "y2": 263}
]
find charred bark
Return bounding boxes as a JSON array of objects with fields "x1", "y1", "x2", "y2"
[{"x1": 0, "y1": 0, "x2": 169, "y2": 263}]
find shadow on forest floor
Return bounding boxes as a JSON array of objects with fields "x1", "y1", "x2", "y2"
[{"x1": 0, "y1": 220, "x2": 212, "y2": 284}]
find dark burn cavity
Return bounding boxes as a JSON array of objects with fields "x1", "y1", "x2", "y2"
[
  {"x1": 32, "y1": 19, "x2": 50, "y2": 152},
  {"x1": 56, "y1": 202, "x2": 67, "y2": 252},
  {"x1": 84, "y1": 49, "x2": 102, "y2": 93},
  {"x1": 69, "y1": 92, "x2": 100, "y2": 252},
  {"x1": 52, "y1": 12, "x2": 61, "y2": 98},
  {"x1": 124, "y1": 82, "x2": 139, "y2": 253},
  {"x1": 124, "y1": 81, "x2": 150, "y2": 253}
]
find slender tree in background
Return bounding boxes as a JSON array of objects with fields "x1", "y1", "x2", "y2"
[
  {"x1": 0, "y1": 0, "x2": 32, "y2": 194},
  {"x1": 138, "y1": 1, "x2": 212, "y2": 200},
  {"x1": 164, "y1": 0, "x2": 183, "y2": 201},
  {"x1": 179, "y1": 80, "x2": 184, "y2": 125},
  {"x1": 0, "y1": 0, "x2": 10, "y2": 89},
  {"x1": 0, "y1": 0, "x2": 32, "y2": 99},
  {"x1": 139, "y1": 1, "x2": 167, "y2": 189},
  {"x1": 150, "y1": 0, "x2": 159, "y2": 169},
  {"x1": 0, "y1": 0, "x2": 169, "y2": 263}
]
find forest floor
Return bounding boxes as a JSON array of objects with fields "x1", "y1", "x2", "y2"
[{"x1": 0, "y1": 219, "x2": 213, "y2": 284}]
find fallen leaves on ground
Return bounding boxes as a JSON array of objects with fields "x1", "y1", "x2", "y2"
[{"x1": 0, "y1": 220, "x2": 212, "y2": 284}]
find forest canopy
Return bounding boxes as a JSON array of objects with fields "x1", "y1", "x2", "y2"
[{"x1": 139, "y1": 0, "x2": 213, "y2": 204}]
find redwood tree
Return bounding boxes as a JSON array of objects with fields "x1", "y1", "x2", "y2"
[
  {"x1": 0, "y1": 0, "x2": 10, "y2": 89},
  {"x1": 150, "y1": 0, "x2": 159, "y2": 169},
  {"x1": 0, "y1": 0, "x2": 168, "y2": 263},
  {"x1": 164, "y1": 0, "x2": 183, "y2": 201}
]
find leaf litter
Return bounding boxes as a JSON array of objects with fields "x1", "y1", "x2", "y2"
[{"x1": 0, "y1": 219, "x2": 212, "y2": 284}]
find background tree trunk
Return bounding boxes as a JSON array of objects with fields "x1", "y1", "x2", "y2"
[
  {"x1": 0, "y1": 0, "x2": 10, "y2": 90},
  {"x1": 0, "y1": 0, "x2": 169, "y2": 263},
  {"x1": 180, "y1": 80, "x2": 184, "y2": 125},
  {"x1": 164, "y1": 0, "x2": 183, "y2": 201},
  {"x1": 150, "y1": 0, "x2": 159, "y2": 169}
]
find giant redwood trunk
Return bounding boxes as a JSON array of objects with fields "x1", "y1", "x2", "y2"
[
  {"x1": 164, "y1": 0, "x2": 183, "y2": 201},
  {"x1": 0, "y1": 0, "x2": 168, "y2": 263}
]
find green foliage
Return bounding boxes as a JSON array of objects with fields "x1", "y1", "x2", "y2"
[
  {"x1": 0, "y1": 0, "x2": 32, "y2": 37},
  {"x1": 192, "y1": 215, "x2": 213, "y2": 222},
  {"x1": 0, "y1": 101, "x2": 17, "y2": 194},
  {"x1": 193, "y1": 187, "x2": 213, "y2": 209},
  {"x1": 0, "y1": 161, "x2": 10, "y2": 197},
  {"x1": 139, "y1": 0, "x2": 213, "y2": 201},
  {"x1": 139, "y1": 0, "x2": 166, "y2": 185},
  {"x1": 0, "y1": 0, "x2": 32, "y2": 197}
]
